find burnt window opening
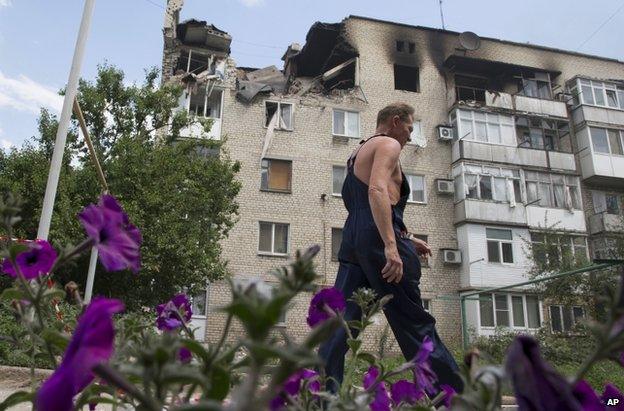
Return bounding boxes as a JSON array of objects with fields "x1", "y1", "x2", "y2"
[
  {"x1": 515, "y1": 71, "x2": 552, "y2": 100},
  {"x1": 455, "y1": 74, "x2": 488, "y2": 103},
  {"x1": 515, "y1": 116, "x2": 570, "y2": 152},
  {"x1": 394, "y1": 64, "x2": 419, "y2": 92},
  {"x1": 176, "y1": 49, "x2": 214, "y2": 75},
  {"x1": 395, "y1": 41, "x2": 416, "y2": 54},
  {"x1": 408, "y1": 42, "x2": 415, "y2": 54},
  {"x1": 396, "y1": 40, "x2": 405, "y2": 52}
]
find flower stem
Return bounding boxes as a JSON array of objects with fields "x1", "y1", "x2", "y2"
[{"x1": 205, "y1": 313, "x2": 233, "y2": 368}]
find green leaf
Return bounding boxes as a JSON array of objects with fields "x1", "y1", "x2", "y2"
[
  {"x1": 42, "y1": 288, "x2": 66, "y2": 300},
  {"x1": 41, "y1": 328, "x2": 70, "y2": 350},
  {"x1": 347, "y1": 338, "x2": 362, "y2": 354},
  {"x1": 356, "y1": 352, "x2": 377, "y2": 365},
  {"x1": 0, "y1": 391, "x2": 34, "y2": 411},
  {"x1": 0, "y1": 288, "x2": 24, "y2": 301},
  {"x1": 182, "y1": 338, "x2": 210, "y2": 363},
  {"x1": 8, "y1": 243, "x2": 28, "y2": 260},
  {"x1": 207, "y1": 366, "x2": 230, "y2": 401}
]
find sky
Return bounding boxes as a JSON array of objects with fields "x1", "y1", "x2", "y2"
[{"x1": 0, "y1": 0, "x2": 623, "y2": 149}]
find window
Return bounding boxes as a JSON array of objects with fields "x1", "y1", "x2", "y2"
[
  {"x1": 189, "y1": 89, "x2": 222, "y2": 118},
  {"x1": 176, "y1": 49, "x2": 214, "y2": 74},
  {"x1": 405, "y1": 175, "x2": 426, "y2": 203},
  {"x1": 515, "y1": 71, "x2": 552, "y2": 99},
  {"x1": 592, "y1": 237, "x2": 623, "y2": 260},
  {"x1": 524, "y1": 171, "x2": 581, "y2": 209},
  {"x1": 606, "y1": 193, "x2": 622, "y2": 215},
  {"x1": 549, "y1": 305, "x2": 584, "y2": 332},
  {"x1": 479, "y1": 293, "x2": 541, "y2": 329},
  {"x1": 394, "y1": 64, "x2": 419, "y2": 92},
  {"x1": 395, "y1": 40, "x2": 415, "y2": 54},
  {"x1": 575, "y1": 78, "x2": 624, "y2": 110},
  {"x1": 592, "y1": 191, "x2": 623, "y2": 215},
  {"x1": 332, "y1": 166, "x2": 347, "y2": 195},
  {"x1": 190, "y1": 289, "x2": 207, "y2": 317},
  {"x1": 531, "y1": 233, "x2": 588, "y2": 266},
  {"x1": 454, "y1": 164, "x2": 521, "y2": 204},
  {"x1": 396, "y1": 40, "x2": 404, "y2": 52},
  {"x1": 454, "y1": 109, "x2": 514, "y2": 145},
  {"x1": 265, "y1": 101, "x2": 293, "y2": 130},
  {"x1": 331, "y1": 228, "x2": 343, "y2": 261},
  {"x1": 486, "y1": 228, "x2": 513, "y2": 264},
  {"x1": 258, "y1": 222, "x2": 289, "y2": 255},
  {"x1": 589, "y1": 127, "x2": 624, "y2": 155},
  {"x1": 455, "y1": 74, "x2": 488, "y2": 103},
  {"x1": 261, "y1": 159, "x2": 292, "y2": 192},
  {"x1": 407, "y1": 120, "x2": 425, "y2": 147},
  {"x1": 422, "y1": 299, "x2": 430, "y2": 312},
  {"x1": 333, "y1": 109, "x2": 360, "y2": 137},
  {"x1": 515, "y1": 116, "x2": 569, "y2": 151}
]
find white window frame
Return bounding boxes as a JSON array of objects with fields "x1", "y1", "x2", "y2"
[
  {"x1": 188, "y1": 88, "x2": 223, "y2": 119},
  {"x1": 455, "y1": 109, "x2": 515, "y2": 145},
  {"x1": 407, "y1": 120, "x2": 425, "y2": 147},
  {"x1": 260, "y1": 158, "x2": 292, "y2": 193},
  {"x1": 265, "y1": 101, "x2": 294, "y2": 131},
  {"x1": 523, "y1": 171, "x2": 582, "y2": 210},
  {"x1": 588, "y1": 126, "x2": 624, "y2": 156},
  {"x1": 530, "y1": 233, "x2": 589, "y2": 265},
  {"x1": 332, "y1": 165, "x2": 347, "y2": 196},
  {"x1": 332, "y1": 109, "x2": 360, "y2": 138},
  {"x1": 258, "y1": 221, "x2": 290, "y2": 256},
  {"x1": 478, "y1": 293, "x2": 542, "y2": 330},
  {"x1": 486, "y1": 227, "x2": 514, "y2": 265},
  {"x1": 575, "y1": 78, "x2": 624, "y2": 110},
  {"x1": 454, "y1": 164, "x2": 522, "y2": 204},
  {"x1": 405, "y1": 174, "x2": 426, "y2": 204},
  {"x1": 189, "y1": 286, "x2": 209, "y2": 318}
]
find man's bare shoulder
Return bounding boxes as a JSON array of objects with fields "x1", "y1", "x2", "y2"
[{"x1": 369, "y1": 136, "x2": 401, "y2": 156}]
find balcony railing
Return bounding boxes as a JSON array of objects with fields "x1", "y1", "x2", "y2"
[{"x1": 588, "y1": 212, "x2": 624, "y2": 235}]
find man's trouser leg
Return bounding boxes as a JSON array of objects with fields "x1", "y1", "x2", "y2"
[{"x1": 318, "y1": 261, "x2": 368, "y2": 393}]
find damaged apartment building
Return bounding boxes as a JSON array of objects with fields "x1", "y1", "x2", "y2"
[{"x1": 161, "y1": 1, "x2": 624, "y2": 348}]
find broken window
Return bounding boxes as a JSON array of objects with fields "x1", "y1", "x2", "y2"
[
  {"x1": 408, "y1": 42, "x2": 415, "y2": 54},
  {"x1": 265, "y1": 101, "x2": 293, "y2": 130},
  {"x1": 260, "y1": 159, "x2": 292, "y2": 192},
  {"x1": 515, "y1": 71, "x2": 552, "y2": 99},
  {"x1": 394, "y1": 64, "x2": 419, "y2": 92},
  {"x1": 188, "y1": 88, "x2": 222, "y2": 118},
  {"x1": 396, "y1": 41, "x2": 404, "y2": 52},
  {"x1": 176, "y1": 49, "x2": 212, "y2": 74},
  {"x1": 455, "y1": 75, "x2": 488, "y2": 103},
  {"x1": 332, "y1": 109, "x2": 359, "y2": 137},
  {"x1": 515, "y1": 116, "x2": 568, "y2": 151}
]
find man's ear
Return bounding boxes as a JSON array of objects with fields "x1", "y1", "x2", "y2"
[{"x1": 392, "y1": 115, "x2": 401, "y2": 127}]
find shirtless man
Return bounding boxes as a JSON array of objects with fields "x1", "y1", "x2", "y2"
[{"x1": 319, "y1": 102, "x2": 463, "y2": 394}]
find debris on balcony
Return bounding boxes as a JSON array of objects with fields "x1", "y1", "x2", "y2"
[{"x1": 236, "y1": 65, "x2": 287, "y2": 103}]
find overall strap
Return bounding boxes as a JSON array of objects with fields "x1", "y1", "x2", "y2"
[{"x1": 347, "y1": 133, "x2": 390, "y2": 170}]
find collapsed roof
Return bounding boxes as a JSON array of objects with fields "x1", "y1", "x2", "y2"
[{"x1": 176, "y1": 19, "x2": 232, "y2": 54}]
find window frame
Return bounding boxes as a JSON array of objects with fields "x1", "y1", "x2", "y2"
[
  {"x1": 405, "y1": 174, "x2": 426, "y2": 204},
  {"x1": 393, "y1": 64, "x2": 420, "y2": 92},
  {"x1": 486, "y1": 227, "x2": 514, "y2": 265},
  {"x1": 455, "y1": 109, "x2": 515, "y2": 145},
  {"x1": 258, "y1": 221, "x2": 290, "y2": 256},
  {"x1": 332, "y1": 109, "x2": 360, "y2": 138},
  {"x1": 478, "y1": 293, "x2": 542, "y2": 330},
  {"x1": 260, "y1": 158, "x2": 292, "y2": 193},
  {"x1": 265, "y1": 101, "x2": 294, "y2": 131},
  {"x1": 549, "y1": 304, "x2": 585, "y2": 333},
  {"x1": 454, "y1": 164, "x2": 522, "y2": 204},
  {"x1": 524, "y1": 171, "x2": 582, "y2": 210},
  {"x1": 576, "y1": 78, "x2": 624, "y2": 110},
  {"x1": 406, "y1": 120, "x2": 425, "y2": 147},
  {"x1": 589, "y1": 126, "x2": 624, "y2": 156},
  {"x1": 530, "y1": 233, "x2": 589, "y2": 266},
  {"x1": 332, "y1": 165, "x2": 347, "y2": 196}
]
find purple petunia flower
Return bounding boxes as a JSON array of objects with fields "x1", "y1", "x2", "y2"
[
  {"x1": 36, "y1": 297, "x2": 124, "y2": 411},
  {"x1": 602, "y1": 384, "x2": 624, "y2": 410},
  {"x1": 363, "y1": 366, "x2": 391, "y2": 411},
  {"x1": 306, "y1": 287, "x2": 346, "y2": 328},
  {"x1": 156, "y1": 294, "x2": 192, "y2": 331},
  {"x1": 390, "y1": 379, "x2": 423, "y2": 406},
  {"x1": 440, "y1": 384, "x2": 456, "y2": 408},
  {"x1": 2, "y1": 240, "x2": 57, "y2": 280},
  {"x1": 178, "y1": 347, "x2": 192, "y2": 363},
  {"x1": 572, "y1": 380, "x2": 603, "y2": 411},
  {"x1": 506, "y1": 335, "x2": 583, "y2": 411},
  {"x1": 78, "y1": 194, "x2": 142, "y2": 273},
  {"x1": 270, "y1": 369, "x2": 320, "y2": 411},
  {"x1": 412, "y1": 336, "x2": 438, "y2": 395}
]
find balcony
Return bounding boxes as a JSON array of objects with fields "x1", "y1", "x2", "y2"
[
  {"x1": 572, "y1": 104, "x2": 624, "y2": 128},
  {"x1": 179, "y1": 118, "x2": 222, "y2": 140},
  {"x1": 454, "y1": 199, "x2": 526, "y2": 226},
  {"x1": 526, "y1": 206, "x2": 587, "y2": 232},
  {"x1": 589, "y1": 213, "x2": 624, "y2": 235},
  {"x1": 452, "y1": 139, "x2": 576, "y2": 171},
  {"x1": 575, "y1": 126, "x2": 624, "y2": 187}
]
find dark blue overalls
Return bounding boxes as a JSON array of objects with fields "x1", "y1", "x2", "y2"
[{"x1": 319, "y1": 134, "x2": 464, "y2": 394}]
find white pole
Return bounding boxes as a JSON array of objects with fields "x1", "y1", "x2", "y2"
[
  {"x1": 37, "y1": 0, "x2": 96, "y2": 240},
  {"x1": 84, "y1": 247, "x2": 98, "y2": 304}
]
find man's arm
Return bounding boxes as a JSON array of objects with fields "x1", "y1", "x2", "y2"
[{"x1": 368, "y1": 138, "x2": 403, "y2": 283}]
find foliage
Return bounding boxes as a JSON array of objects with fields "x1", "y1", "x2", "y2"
[{"x1": 0, "y1": 64, "x2": 241, "y2": 307}]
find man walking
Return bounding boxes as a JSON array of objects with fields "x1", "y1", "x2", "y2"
[{"x1": 319, "y1": 102, "x2": 463, "y2": 394}]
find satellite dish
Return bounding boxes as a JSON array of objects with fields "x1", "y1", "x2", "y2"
[{"x1": 459, "y1": 31, "x2": 481, "y2": 51}]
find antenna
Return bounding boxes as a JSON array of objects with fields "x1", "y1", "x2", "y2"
[
  {"x1": 459, "y1": 31, "x2": 481, "y2": 51},
  {"x1": 439, "y1": 0, "x2": 446, "y2": 30}
]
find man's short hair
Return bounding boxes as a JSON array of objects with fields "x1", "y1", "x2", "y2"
[{"x1": 376, "y1": 102, "x2": 415, "y2": 126}]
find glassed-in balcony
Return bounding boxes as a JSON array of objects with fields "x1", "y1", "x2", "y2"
[{"x1": 575, "y1": 126, "x2": 624, "y2": 187}]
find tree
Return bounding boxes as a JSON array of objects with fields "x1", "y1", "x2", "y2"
[
  {"x1": 526, "y1": 219, "x2": 624, "y2": 323},
  {"x1": 0, "y1": 64, "x2": 241, "y2": 308}
]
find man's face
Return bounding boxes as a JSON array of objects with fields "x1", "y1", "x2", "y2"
[{"x1": 390, "y1": 114, "x2": 414, "y2": 148}]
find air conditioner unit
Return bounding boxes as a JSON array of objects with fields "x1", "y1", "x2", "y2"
[
  {"x1": 437, "y1": 125, "x2": 453, "y2": 141},
  {"x1": 442, "y1": 249, "x2": 462, "y2": 264},
  {"x1": 436, "y1": 179, "x2": 454, "y2": 195}
]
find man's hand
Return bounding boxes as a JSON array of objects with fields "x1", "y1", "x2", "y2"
[
  {"x1": 382, "y1": 244, "x2": 403, "y2": 283},
  {"x1": 410, "y1": 237, "x2": 433, "y2": 258}
]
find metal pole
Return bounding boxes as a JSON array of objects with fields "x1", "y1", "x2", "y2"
[
  {"x1": 84, "y1": 248, "x2": 98, "y2": 304},
  {"x1": 461, "y1": 296, "x2": 468, "y2": 351},
  {"x1": 37, "y1": 0, "x2": 96, "y2": 240}
]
